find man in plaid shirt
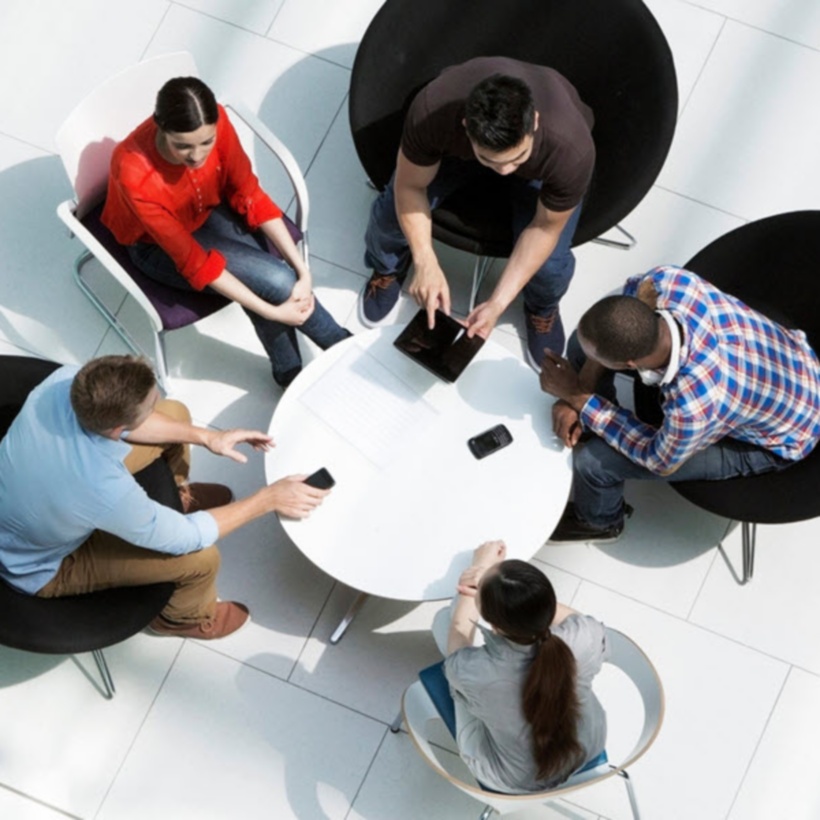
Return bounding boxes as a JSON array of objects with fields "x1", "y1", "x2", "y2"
[{"x1": 539, "y1": 266, "x2": 820, "y2": 542}]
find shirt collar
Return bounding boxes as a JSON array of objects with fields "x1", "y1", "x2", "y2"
[{"x1": 637, "y1": 309, "x2": 683, "y2": 386}]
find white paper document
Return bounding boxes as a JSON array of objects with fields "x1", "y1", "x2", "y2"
[{"x1": 299, "y1": 346, "x2": 439, "y2": 467}]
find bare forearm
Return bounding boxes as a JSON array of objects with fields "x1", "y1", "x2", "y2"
[
  {"x1": 395, "y1": 183, "x2": 437, "y2": 265},
  {"x1": 578, "y1": 358, "x2": 608, "y2": 393},
  {"x1": 447, "y1": 594, "x2": 479, "y2": 654},
  {"x1": 125, "y1": 410, "x2": 213, "y2": 447},
  {"x1": 552, "y1": 602, "x2": 578, "y2": 626},
  {"x1": 207, "y1": 489, "x2": 274, "y2": 539},
  {"x1": 490, "y1": 222, "x2": 561, "y2": 311}
]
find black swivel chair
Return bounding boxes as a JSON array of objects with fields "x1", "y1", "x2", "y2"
[
  {"x1": 349, "y1": 0, "x2": 678, "y2": 302},
  {"x1": 634, "y1": 212, "x2": 820, "y2": 584},
  {"x1": 0, "y1": 355, "x2": 174, "y2": 698}
]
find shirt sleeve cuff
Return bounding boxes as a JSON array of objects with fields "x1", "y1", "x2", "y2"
[
  {"x1": 187, "y1": 250, "x2": 226, "y2": 290},
  {"x1": 245, "y1": 197, "x2": 283, "y2": 230},
  {"x1": 188, "y1": 510, "x2": 219, "y2": 547},
  {"x1": 579, "y1": 393, "x2": 606, "y2": 428}
]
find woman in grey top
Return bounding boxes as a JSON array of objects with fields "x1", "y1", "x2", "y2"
[{"x1": 439, "y1": 541, "x2": 608, "y2": 794}]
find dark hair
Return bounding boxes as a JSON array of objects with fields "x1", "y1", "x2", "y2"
[
  {"x1": 154, "y1": 76, "x2": 218, "y2": 133},
  {"x1": 464, "y1": 74, "x2": 536, "y2": 151},
  {"x1": 479, "y1": 560, "x2": 584, "y2": 782},
  {"x1": 70, "y1": 355, "x2": 156, "y2": 434},
  {"x1": 579, "y1": 295, "x2": 659, "y2": 363}
]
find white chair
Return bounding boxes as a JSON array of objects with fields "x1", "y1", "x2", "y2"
[
  {"x1": 55, "y1": 52, "x2": 311, "y2": 390},
  {"x1": 396, "y1": 628, "x2": 664, "y2": 819}
]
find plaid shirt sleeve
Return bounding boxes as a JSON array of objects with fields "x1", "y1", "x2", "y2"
[{"x1": 580, "y1": 368, "x2": 722, "y2": 475}]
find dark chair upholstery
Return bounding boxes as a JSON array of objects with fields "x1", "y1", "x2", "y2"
[
  {"x1": 0, "y1": 355, "x2": 174, "y2": 697},
  {"x1": 81, "y1": 204, "x2": 303, "y2": 332},
  {"x1": 634, "y1": 211, "x2": 820, "y2": 583},
  {"x1": 349, "y1": 0, "x2": 678, "y2": 257}
]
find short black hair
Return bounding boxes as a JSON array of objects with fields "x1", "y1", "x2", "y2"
[
  {"x1": 154, "y1": 76, "x2": 218, "y2": 133},
  {"x1": 579, "y1": 295, "x2": 659, "y2": 362},
  {"x1": 464, "y1": 74, "x2": 536, "y2": 151}
]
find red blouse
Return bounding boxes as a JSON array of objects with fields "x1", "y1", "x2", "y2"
[{"x1": 101, "y1": 105, "x2": 282, "y2": 290}]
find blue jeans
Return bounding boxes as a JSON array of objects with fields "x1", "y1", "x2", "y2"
[
  {"x1": 563, "y1": 331, "x2": 795, "y2": 526},
  {"x1": 129, "y1": 206, "x2": 348, "y2": 382},
  {"x1": 364, "y1": 159, "x2": 582, "y2": 350}
]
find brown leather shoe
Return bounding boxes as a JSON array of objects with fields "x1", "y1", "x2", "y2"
[
  {"x1": 179, "y1": 482, "x2": 234, "y2": 513},
  {"x1": 148, "y1": 601, "x2": 250, "y2": 640}
]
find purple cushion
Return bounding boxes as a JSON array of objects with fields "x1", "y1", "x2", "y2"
[{"x1": 81, "y1": 205, "x2": 303, "y2": 331}]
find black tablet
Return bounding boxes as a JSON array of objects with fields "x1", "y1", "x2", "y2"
[{"x1": 393, "y1": 309, "x2": 485, "y2": 382}]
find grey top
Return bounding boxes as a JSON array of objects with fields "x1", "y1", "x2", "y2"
[{"x1": 444, "y1": 613, "x2": 608, "y2": 793}]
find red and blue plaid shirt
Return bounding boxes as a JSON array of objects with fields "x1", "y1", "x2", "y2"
[{"x1": 580, "y1": 266, "x2": 820, "y2": 475}]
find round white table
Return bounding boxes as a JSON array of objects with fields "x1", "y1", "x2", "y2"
[{"x1": 266, "y1": 326, "x2": 572, "y2": 641}]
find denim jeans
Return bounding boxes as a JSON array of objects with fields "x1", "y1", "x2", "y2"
[
  {"x1": 364, "y1": 158, "x2": 582, "y2": 350},
  {"x1": 129, "y1": 206, "x2": 348, "y2": 382},
  {"x1": 563, "y1": 332, "x2": 795, "y2": 526}
]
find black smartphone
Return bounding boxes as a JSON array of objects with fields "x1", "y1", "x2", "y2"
[
  {"x1": 468, "y1": 424, "x2": 513, "y2": 459},
  {"x1": 304, "y1": 467, "x2": 336, "y2": 489}
]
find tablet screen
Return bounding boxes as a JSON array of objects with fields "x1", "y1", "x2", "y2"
[{"x1": 393, "y1": 309, "x2": 485, "y2": 382}]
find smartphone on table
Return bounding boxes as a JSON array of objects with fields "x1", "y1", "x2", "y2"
[{"x1": 468, "y1": 425, "x2": 513, "y2": 459}]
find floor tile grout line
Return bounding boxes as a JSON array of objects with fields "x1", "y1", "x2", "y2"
[
  {"x1": 680, "y1": 1, "x2": 820, "y2": 55},
  {"x1": 676, "y1": 14, "x2": 727, "y2": 122},
  {"x1": 0, "y1": 782, "x2": 82, "y2": 820},
  {"x1": 723, "y1": 664, "x2": 794, "y2": 820},
  {"x1": 91, "y1": 640, "x2": 186, "y2": 820},
  {"x1": 264, "y1": 0, "x2": 287, "y2": 38},
  {"x1": 138, "y1": 1, "x2": 172, "y2": 62},
  {"x1": 303, "y1": 92, "x2": 350, "y2": 180},
  {"x1": 546, "y1": 569, "x2": 806, "y2": 672},
  {"x1": 167, "y1": 0, "x2": 277, "y2": 43},
  {"x1": 190, "y1": 631, "x2": 414, "y2": 729},
  {"x1": 650, "y1": 184, "x2": 751, "y2": 224},
  {"x1": 685, "y1": 518, "x2": 731, "y2": 621},
  {"x1": 287, "y1": 577, "x2": 340, "y2": 683},
  {"x1": 0, "y1": 129, "x2": 54, "y2": 157},
  {"x1": 343, "y1": 724, "x2": 390, "y2": 819}
]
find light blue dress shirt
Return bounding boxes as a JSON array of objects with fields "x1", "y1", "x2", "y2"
[{"x1": 0, "y1": 366, "x2": 219, "y2": 594}]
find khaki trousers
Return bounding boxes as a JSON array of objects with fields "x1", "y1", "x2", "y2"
[{"x1": 37, "y1": 400, "x2": 220, "y2": 625}]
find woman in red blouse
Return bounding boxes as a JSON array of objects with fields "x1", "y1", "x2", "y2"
[{"x1": 102, "y1": 77, "x2": 349, "y2": 387}]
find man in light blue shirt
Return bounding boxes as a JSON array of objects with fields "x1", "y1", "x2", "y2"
[{"x1": 0, "y1": 355, "x2": 329, "y2": 640}]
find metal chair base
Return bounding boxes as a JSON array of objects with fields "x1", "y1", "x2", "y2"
[
  {"x1": 73, "y1": 249, "x2": 170, "y2": 392},
  {"x1": 329, "y1": 591, "x2": 368, "y2": 644},
  {"x1": 91, "y1": 648, "x2": 116, "y2": 699}
]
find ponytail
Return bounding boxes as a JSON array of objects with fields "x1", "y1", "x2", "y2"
[
  {"x1": 479, "y1": 560, "x2": 584, "y2": 782},
  {"x1": 522, "y1": 631, "x2": 584, "y2": 781}
]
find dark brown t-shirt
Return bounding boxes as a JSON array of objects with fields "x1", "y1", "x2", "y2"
[{"x1": 401, "y1": 56, "x2": 595, "y2": 212}]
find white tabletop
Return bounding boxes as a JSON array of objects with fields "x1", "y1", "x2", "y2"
[{"x1": 266, "y1": 326, "x2": 572, "y2": 601}]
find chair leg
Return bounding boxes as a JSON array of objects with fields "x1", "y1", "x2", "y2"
[
  {"x1": 154, "y1": 330, "x2": 170, "y2": 394},
  {"x1": 91, "y1": 649, "x2": 116, "y2": 700},
  {"x1": 742, "y1": 522, "x2": 756, "y2": 584},
  {"x1": 616, "y1": 769, "x2": 641, "y2": 820},
  {"x1": 73, "y1": 251, "x2": 147, "y2": 361},
  {"x1": 591, "y1": 223, "x2": 637, "y2": 250},
  {"x1": 389, "y1": 709, "x2": 403, "y2": 733},
  {"x1": 469, "y1": 256, "x2": 493, "y2": 312},
  {"x1": 478, "y1": 806, "x2": 495, "y2": 820}
]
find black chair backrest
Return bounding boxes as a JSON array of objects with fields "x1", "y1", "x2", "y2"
[
  {"x1": 0, "y1": 356, "x2": 61, "y2": 439},
  {"x1": 349, "y1": 0, "x2": 678, "y2": 245}
]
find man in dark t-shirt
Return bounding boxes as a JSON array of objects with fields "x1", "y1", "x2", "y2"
[{"x1": 360, "y1": 56, "x2": 595, "y2": 366}]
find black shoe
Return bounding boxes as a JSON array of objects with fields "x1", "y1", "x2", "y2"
[
  {"x1": 273, "y1": 366, "x2": 302, "y2": 389},
  {"x1": 548, "y1": 502, "x2": 633, "y2": 544},
  {"x1": 359, "y1": 272, "x2": 404, "y2": 327}
]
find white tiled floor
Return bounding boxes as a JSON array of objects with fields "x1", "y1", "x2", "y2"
[{"x1": 1, "y1": 1, "x2": 819, "y2": 818}]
